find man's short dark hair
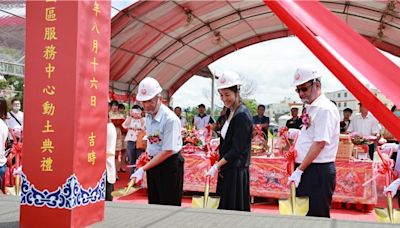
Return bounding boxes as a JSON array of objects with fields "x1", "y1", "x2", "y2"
[
  {"x1": 258, "y1": 104, "x2": 265, "y2": 109},
  {"x1": 175, "y1": 106, "x2": 182, "y2": 111},
  {"x1": 291, "y1": 107, "x2": 299, "y2": 111},
  {"x1": 198, "y1": 104, "x2": 205, "y2": 108},
  {"x1": 118, "y1": 104, "x2": 125, "y2": 110},
  {"x1": 391, "y1": 105, "x2": 397, "y2": 112},
  {"x1": 110, "y1": 100, "x2": 118, "y2": 106},
  {"x1": 343, "y1": 108, "x2": 353, "y2": 113},
  {"x1": 11, "y1": 98, "x2": 20, "y2": 104}
]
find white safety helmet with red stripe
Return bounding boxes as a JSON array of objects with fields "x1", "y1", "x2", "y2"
[
  {"x1": 136, "y1": 77, "x2": 162, "y2": 101},
  {"x1": 217, "y1": 70, "x2": 242, "y2": 90},
  {"x1": 293, "y1": 66, "x2": 321, "y2": 86}
]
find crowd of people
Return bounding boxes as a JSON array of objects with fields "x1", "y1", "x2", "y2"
[
  {"x1": 101, "y1": 66, "x2": 400, "y2": 218},
  {"x1": 2, "y1": 66, "x2": 398, "y2": 219},
  {"x1": 0, "y1": 98, "x2": 23, "y2": 192}
]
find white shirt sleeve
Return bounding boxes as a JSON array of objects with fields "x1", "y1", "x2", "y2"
[
  {"x1": 313, "y1": 109, "x2": 335, "y2": 144},
  {"x1": 161, "y1": 118, "x2": 182, "y2": 152},
  {"x1": 106, "y1": 123, "x2": 117, "y2": 156}
]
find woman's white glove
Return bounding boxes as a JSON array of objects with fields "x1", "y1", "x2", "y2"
[
  {"x1": 288, "y1": 168, "x2": 303, "y2": 187},
  {"x1": 205, "y1": 164, "x2": 219, "y2": 177},
  {"x1": 383, "y1": 178, "x2": 400, "y2": 198},
  {"x1": 130, "y1": 167, "x2": 144, "y2": 182}
]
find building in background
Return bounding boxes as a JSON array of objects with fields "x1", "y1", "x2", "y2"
[{"x1": 325, "y1": 88, "x2": 393, "y2": 118}]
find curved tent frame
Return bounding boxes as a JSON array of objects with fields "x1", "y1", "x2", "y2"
[{"x1": 110, "y1": 1, "x2": 400, "y2": 97}]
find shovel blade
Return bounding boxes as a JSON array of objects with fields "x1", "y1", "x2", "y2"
[
  {"x1": 192, "y1": 196, "x2": 220, "y2": 209},
  {"x1": 375, "y1": 208, "x2": 400, "y2": 224},
  {"x1": 206, "y1": 196, "x2": 220, "y2": 209},
  {"x1": 192, "y1": 196, "x2": 205, "y2": 208},
  {"x1": 111, "y1": 185, "x2": 141, "y2": 197},
  {"x1": 279, "y1": 197, "x2": 309, "y2": 216}
]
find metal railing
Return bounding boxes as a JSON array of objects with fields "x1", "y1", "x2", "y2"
[{"x1": 0, "y1": 61, "x2": 24, "y2": 77}]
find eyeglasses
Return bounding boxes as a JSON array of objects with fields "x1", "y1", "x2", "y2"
[{"x1": 295, "y1": 83, "x2": 313, "y2": 93}]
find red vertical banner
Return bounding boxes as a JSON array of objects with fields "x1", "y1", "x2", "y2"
[{"x1": 21, "y1": 1, "x2": 110, "y2": 228}]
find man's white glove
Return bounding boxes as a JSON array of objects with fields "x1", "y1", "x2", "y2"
[
  {"x1": 205, "y1": 164, "x2": 219, "y2": 177},
  {"x1": 383, "y1": 178, "x2": 400, "y2": 198},
  {"x1": 287, "y1": 168, "x2": 303, "y2": 187},
  {"x1": 13, "y1": 166, "x2": 23, "y2": 176},
  {"x1": 130, "y1": 167, "x2": 144, "y2": 182}
]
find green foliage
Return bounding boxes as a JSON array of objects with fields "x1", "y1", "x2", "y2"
[{"x1": 242, "y1": 98, "x2": 258, "y2": 116}]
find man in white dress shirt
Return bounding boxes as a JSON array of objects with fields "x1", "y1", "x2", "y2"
[
  {"x1": 6, "y1": 98, "x2": 23, "y2": 142},
  {"x1": 288, "y1": 67, "x2": 340, "y2": 217},
  {"x1": 130, "y1": 77, "x2": 184, "y2": 206},
  {"x1": 347, "y1": 103, "x2": 380, "y2": 159}
]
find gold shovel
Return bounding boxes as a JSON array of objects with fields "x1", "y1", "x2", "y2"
[
  {"x1": 374, "y1": 148, "x2": 400, "y2": 223},
  {"x1": 192, "y1": 175, "x2": 220, "y2": 209},
  {"x1": 279, "y1": 161, "x2": 309, "y2": 216},
  {"x1": 111, "y1": 179, "x2": 141, "y2": 197}
]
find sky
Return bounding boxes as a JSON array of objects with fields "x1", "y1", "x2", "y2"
[{"x1": 172, "y1": 36, "x2": 400, "y2": 109}]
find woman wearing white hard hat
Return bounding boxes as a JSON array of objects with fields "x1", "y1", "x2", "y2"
[
  {"x1": 205, "y1": 70, "x2": 253, "y2": 211},
  {"x1": 130, "y1": 77, "x2": 184, "y2": 206},
  {"x1": 289, "y1": 66, "x2": 340, "y2": 218}
]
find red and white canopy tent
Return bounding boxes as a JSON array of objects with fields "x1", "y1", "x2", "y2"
[{"x1": 110, "y1": 0, "x2": 400, "y2": 139}]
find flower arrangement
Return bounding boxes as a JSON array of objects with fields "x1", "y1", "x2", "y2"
[
  {"x1": 148, "y1": 131, "x2": 161, "y2": 144},
  {"x1": 349, "y1": 132, "x2": 373, "y2": 145},
  {"x1": 301, "y1": 112, "x2": 311, "y2": 129},
  {"x1": 182, "y1": 128, "x2": 203, "y2": 147}
]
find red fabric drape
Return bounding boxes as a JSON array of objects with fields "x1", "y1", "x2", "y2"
[{"x1": 264, "y1": 0, "x2": 400, "y2": 140}]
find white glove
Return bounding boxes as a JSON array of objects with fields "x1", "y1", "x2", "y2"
[
  {"x1": 205, "y1": 164, "x2": 219, "y2": 177},
  {"x1": 130, "y1": 167, "x2": 144, "y2": 182},
  {"x1": 383, "y1": 178, "x2": 400, "y2": 198},
  {"x1": 287, "y1": 129, "x2": 300, "y2": 140},
  {"x1": 382, "y1": 143, "x2": 399, "y2": 154},
  {"x1": 13, "y1": 166, "x2": 23, "y2": 176},
  {"x1": 287, "y1": 168, "x2": 303, "y2": 187}
]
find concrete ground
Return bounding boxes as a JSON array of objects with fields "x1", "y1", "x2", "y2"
[{"x1": 1, "y1": 195, "x2": 397, "y2": 228}]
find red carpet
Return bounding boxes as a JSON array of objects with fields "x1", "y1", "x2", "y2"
[{"x1": 113, "y1": 172, "x2": 395, "y2": 222}]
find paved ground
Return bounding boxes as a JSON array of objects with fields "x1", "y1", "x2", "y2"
[{"x1": 1, "y1": 195, "x2": 397, "y2": 228}]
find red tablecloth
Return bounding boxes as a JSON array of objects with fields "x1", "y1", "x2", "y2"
[{"x1": 182, "y1": 154, "x2": 377, "y2": 205}]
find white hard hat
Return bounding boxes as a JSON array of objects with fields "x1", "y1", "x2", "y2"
[
  {"x1": 136, "y1": 77, "x2": 162, "y2": 101},
  {"x1": 217, "y1": 70, "x2": 242, "y2": 90},
  {"x1": 293, "y1": 66, "x2": 321, "y2": 86}
]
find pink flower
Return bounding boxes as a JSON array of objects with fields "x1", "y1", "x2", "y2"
[{"x1": 301, "y1": 113, "x2": 311, "y2": 129}]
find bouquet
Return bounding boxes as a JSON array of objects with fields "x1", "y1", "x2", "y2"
[
  {"x1": 350, "y1": 132, "x2": 373, "y2": 145},
  {"x1": 251, "y1": 124, "x2": 269, "y2": 156}
]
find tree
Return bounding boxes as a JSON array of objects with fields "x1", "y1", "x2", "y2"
[{"x1": 242, "y1": 98, "x2": 258, "y2": 116}]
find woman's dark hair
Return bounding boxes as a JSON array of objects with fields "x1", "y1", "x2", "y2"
[
  {"x1": 225, "y1": 85, "x2": 240, "y2": 93},
  {"x1": 132, "y1": 104, "x2": 142, "y2": 110},
  {"x1": 0, "y1": 98, "x2": 7, "y2": 119},
  {"x1": 110, "y1": 100, "x2": 118, "y2": 107},
  {"x1": 118, "y1": 104, "x2": 125, "y2": 110}
]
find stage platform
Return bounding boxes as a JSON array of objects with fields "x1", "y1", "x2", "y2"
[{"x1": 0, "y1": 195, "x2": 397, "y2": 228}]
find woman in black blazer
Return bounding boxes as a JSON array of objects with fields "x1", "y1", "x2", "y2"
[{"x1": 206, "y1": 71, "x2": 253, "y2": 211}]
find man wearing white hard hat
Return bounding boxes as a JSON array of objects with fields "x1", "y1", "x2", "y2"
[
  {"x1": 130, "y1": 77, "x2": 184, "y2": 206},
  {"x1": 288, "y1": 66, "x2": 340, "y2": 217},
  {"x1": 205, "y1": 70, "x2": 253, "y2": 211}
]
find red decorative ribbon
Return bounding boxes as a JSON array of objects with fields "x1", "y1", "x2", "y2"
[
  {"x1": 376, "y1": 146, "x2": 395, "y2": 185},
  {"x1": 135, "y1": 152, "x2": 150, "y2": 186},
  {"x1": 279, "y1": 127, "x2": 298, "y2": 175},
  {"x1": 4, "y1": 129, "x2": 23, "y2": 190}
]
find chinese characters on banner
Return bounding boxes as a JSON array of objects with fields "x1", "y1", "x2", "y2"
[{"x1": 22, "y1": 1, "x2": 110, "y2": 228}]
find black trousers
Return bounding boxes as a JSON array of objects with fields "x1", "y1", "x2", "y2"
[
  {"x1": 217, "y1": 167, "x2": 250, "y2": 211},
  {"x1": 368, "y1": 143, "x2": 376, "y2": 160},
  {"x1": 146, "y1": 153, "x2": 184, "y2": 206},
  {"x1": 296, "y1": 162, "x2": 336, "y2": 218},
  {"x1": 106, "y1": 180, "x2": 114, "y2": 201}
]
